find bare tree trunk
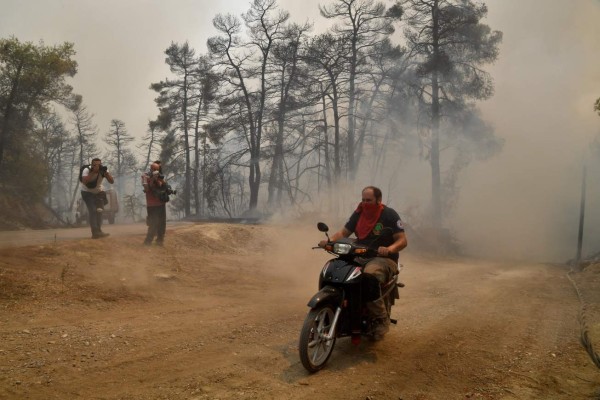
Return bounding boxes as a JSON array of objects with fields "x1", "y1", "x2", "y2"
[
  {"x1": 321, "y1": 92, "x2": 332, "y2": 188},
  {"x1": 248, "y1": 148, "x2": 261, "y2": 211},
  {"x1": 355, "y1": 79, "x2": 383, "y2": 170},
  {"x1": 430, "y1": 0, "x2": 442, "y2": 235},
  {"x1": 201, "y1": 134, "x2": 207, "y2": 218},
  {"x1": 193, "y1": 99, "x2": 202, "y2": 217},
  {"x1": 331, "y1": 94, "x2": 341, "y2": 180},
  {"x1": 347, "y1": 40, "x2": 357, "y2": 180},
  {"x1": 182, "y1": 73, "x2": 192, "y2": 217},
  {"x1": 431, "y1": 73, "x2": 442, "y2": 232}
]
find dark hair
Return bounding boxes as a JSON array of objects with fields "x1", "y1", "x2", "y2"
[
  {"x1": 362, "y1": 186, "x2": 382, "y2": 203},
  {"x1": 92, "y1": 157, "x2": 101, "y2": 163}
]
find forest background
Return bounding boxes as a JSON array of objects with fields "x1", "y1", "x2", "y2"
[{"x1": 0, "y1": 0, "x2": 599, "y2": 263}]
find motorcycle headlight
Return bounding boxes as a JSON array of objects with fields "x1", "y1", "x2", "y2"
[{"x1": 333, "y1": 243, "x2": 352, "y2": 255}]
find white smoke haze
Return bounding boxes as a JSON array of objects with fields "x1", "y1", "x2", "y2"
[
  {"x1": 453, "y1": 0, "x2": 600, "y2": 262},
  {"x1": 1, "y1": 0, "x2": 599, "y2": 262}
]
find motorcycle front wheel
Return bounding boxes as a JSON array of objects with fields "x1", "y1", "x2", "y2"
[{"x1": 299, "y1": 304, "x2": 336, "y2": 373}]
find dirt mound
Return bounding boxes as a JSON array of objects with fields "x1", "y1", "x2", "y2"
[
  {"x1": 0, "y1": 193, "x2": 55, "y2": 230},
  {"x1": 0, "y1": 223, "x2": 271, "y2": 308}
]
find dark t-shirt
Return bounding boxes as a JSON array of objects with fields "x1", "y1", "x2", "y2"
[{"x1": 344, "y1": 205, "x2": 405, "y2": 262}]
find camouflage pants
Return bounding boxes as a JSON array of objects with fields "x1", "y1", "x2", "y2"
[{"x1": 364, "y1": 257, "x2": 398, "y2": 320}]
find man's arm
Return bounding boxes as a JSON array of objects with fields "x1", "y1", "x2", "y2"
[
  {"x1": 141, "y1": 174, "x2": 149, "y2": 193},
  {"x1": 82, "y1": 168, "x2": 96, "y2": 184},
  {"x1": 330, "y1": 227, "x2": 352, "y2": 242}
]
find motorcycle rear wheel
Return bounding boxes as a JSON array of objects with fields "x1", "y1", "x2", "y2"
[{"x1": 299, "y1": 304, "x2": 336, "y2": 373}]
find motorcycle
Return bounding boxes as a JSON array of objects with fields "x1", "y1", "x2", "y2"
[{"x1": 298, "y1": 222, "x2": 404, "y2": 373}]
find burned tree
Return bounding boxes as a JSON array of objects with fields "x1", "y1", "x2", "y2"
[
  {"x1": 402, "y1": 0, "x2": 502, "y2": 234},
  {"x1": 208, "y1": 0, "x2": 290, "y2": 212}
]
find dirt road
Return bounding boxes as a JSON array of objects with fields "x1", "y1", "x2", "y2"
[
  {"x1": 0, "y1": 221, "x2": 193, "y2": 249},
  {"x1": 1, "y1": 222, "x2": 599, "y2": 399}
]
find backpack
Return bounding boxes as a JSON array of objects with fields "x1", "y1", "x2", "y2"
[{"x1": 79, "y1": 164, "x2": 99, "y2": 189}]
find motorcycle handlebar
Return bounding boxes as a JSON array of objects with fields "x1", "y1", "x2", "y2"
[{"x1": 315, "y1": 241, "x2": 380, "y2": 257}]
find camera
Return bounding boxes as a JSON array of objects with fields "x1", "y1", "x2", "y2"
[
  {"x1": 157, "y1": 185, "x2": 176, "y2": 203},
  {"x1": 100, "y1": 165, "x2": 108, "y2": 172}
]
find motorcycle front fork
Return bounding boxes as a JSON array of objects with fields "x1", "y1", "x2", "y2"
[{"x1": 323, "y1": 307, "x2": 342, "y2": 341}]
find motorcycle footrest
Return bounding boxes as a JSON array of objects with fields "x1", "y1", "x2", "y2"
[
  {"x1": 390, "y1": 318, "x2": 398, "y2": 325},
  {"x1": 397, "y1": 282, "x2": 405, "y2": 288}
]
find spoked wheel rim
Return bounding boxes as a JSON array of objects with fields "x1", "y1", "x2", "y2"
[{"x1": 299, "y1": 305, "x2": 336, "y2": 372}]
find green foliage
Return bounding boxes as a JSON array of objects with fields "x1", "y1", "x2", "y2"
[
  {"x1": 2, "y1": 139, "x2": 48, "y2": 202},
  {"x1": 0, "y1": 36, "x2": 78, "y2": 199},
  {"x1": 387, "y1": 2, "x2": 403, "y2": 19},
  {"x1": 0, "y1": 37, "x2": 77, "y2": 114},
  {"x1": 595, "y1": 97, "x2": 600, "y2": 117},
  {"x1": 158, "y1": 130, "x2": 180, "y2": 168},
  {"x1": 404, "y1": 0, "x2": 502, "y2": 104}
]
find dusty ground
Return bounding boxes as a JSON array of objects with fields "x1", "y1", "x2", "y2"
[{"x1": 1, "y1": 221, "x2": 600, "y2": 400}]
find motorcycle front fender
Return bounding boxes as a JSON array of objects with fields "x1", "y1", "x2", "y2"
[{"x1": 307, "y1": 285, "x2": 342, "y2": 308}]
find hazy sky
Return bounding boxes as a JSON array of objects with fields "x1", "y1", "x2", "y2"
[{"x1": 1, "y1": 0, "x2": 600, "y2": 261}]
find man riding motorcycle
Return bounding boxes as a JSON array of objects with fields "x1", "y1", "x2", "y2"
[{"x1": 319, "y1": 186, "x2": 407, "y2": 340}]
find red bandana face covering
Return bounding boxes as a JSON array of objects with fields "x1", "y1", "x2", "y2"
[{"x1": 355, "y1": 202, "x2": 384, "y2": 240}]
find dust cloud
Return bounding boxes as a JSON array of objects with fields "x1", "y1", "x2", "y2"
[{"x1": 248, "y1": 218, "x2": 329, "y2": 298}]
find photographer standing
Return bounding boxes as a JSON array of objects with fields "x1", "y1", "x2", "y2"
[
  {"x1": 142, "y1": 161, "x2": 167, "y2": 246},
  {"x1": 81, "y1": 158, "x2": 114, "y2": 239}
]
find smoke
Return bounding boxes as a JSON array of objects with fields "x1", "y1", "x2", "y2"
[
  {"x1": 266, "y1": 0, "x2": 600, "y2": 264},
  {"x1": 448, "y1": 0, "x2": 600, "y2": 262},
  {"x1": 1, "y1": 0, "x2": 599, "y2": 263}
]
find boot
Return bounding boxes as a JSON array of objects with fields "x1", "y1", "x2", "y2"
[
  {"x1": 367, "y1": 298, "x2": 390, "y2": 340},
  {"x1": 372, "y1": 318, "x2": 390, "y2": 341},
  {"x1": 92, "y1": 230, "x2": 109, "y2": 239}
]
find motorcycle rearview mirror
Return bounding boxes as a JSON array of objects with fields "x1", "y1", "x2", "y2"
[{"x1": 317, "y1": 222, "x2": 330, "y2": 241}]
